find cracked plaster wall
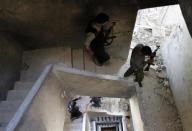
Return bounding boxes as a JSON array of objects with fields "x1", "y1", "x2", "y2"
[{"x1": 161, "y1": 5, "x2": 192, "y2": 131}]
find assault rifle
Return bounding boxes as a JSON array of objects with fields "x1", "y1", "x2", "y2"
[
  {"x1": 144, "y1": 45, "x2": 160, "y2": 71},
  {"x1": 104, "y1": 22, "x2": 117, "y2": 46}
]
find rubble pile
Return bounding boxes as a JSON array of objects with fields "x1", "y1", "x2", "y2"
[
  {"x1": 155, "y1": 70, "x2": 174, "y2": 106},
  {"x1": 154, "y1": 68, "x2": 183, "y2": 130}
]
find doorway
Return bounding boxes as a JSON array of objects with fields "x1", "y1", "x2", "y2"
[{"x1": 101, "y1": 127, "x2": 116, "y2": 131}]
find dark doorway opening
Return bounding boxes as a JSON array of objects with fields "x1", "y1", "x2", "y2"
[{"x1": 101, "y1": 127, "x2": 116, "y2": 131}]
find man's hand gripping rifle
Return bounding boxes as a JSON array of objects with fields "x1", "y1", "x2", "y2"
[
  {"x1": 144, "y1": 45, "x2": 160, "y2": 71},
  {"x1": 104, "y1": 22, "x2": 116, "y2": 46}
]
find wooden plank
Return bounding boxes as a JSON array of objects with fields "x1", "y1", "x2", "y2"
[
  {"x1": 105, "y1": 57, "x2": 125, "y2": 75},
  {"x1": 83, "y1": 49, "x2": 96, "y2": 72},
  {"x1": 72, "y1": 48, "x2": 84, "y2": 70},
  {"x1": 63, "y1": 47, "x2": 72, "y2": 68}
]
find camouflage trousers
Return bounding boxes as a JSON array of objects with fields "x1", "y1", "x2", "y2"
[{"x1": 124, "y1": 66, "x2": 144, "y2": 83}]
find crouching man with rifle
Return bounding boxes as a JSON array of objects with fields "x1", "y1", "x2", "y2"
[
  {"x1": 103, "y1": 21, "x2": 116, "y2": 46},
  {"x1": 84, "y1": 13, "x2": 116, "y2": 66},
  {"x1": 124, "y1": 44, "x2": 160, "y2": 87}
]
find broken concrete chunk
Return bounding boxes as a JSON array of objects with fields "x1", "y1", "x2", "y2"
[
  {"x1": 150, "y1": 64, "x2": 159, "y2": 70},
  {"x1": 157, "y1": 72, "x2": 167, "y2": 79},
  {"x1": 163, "y1": 80, "x2": 170, "y2": 87}
]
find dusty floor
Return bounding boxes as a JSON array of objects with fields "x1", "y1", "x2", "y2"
[{"x1": 139, "y1": 70, "x2": 183, "y2": 131}]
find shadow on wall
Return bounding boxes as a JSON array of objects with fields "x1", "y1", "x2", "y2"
[
  {"x1": 0, "y1": 0, "x2": 137, "y2": 49},
  {"x1": 0, "y1": 34, "x2": 22, "y2": 100}
]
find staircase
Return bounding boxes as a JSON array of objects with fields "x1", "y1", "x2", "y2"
[
  {"x1": 0, "y1": 47, "x2": 127, "y2": 131},
  {"x1": 0, "y1": 82, "x2": 33, "y2": 131}
]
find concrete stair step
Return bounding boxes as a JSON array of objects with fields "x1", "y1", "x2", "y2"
[
  {"x1": 0, "y1": 100, "x2": 23, "y2": 128},
  {"x1": 72, "y1": 48, "x2": 84, "y2": 70},
  {"x1": 22, "y1": 47, "x2": 67, "y2": 65},
  {"x1": 0, "y1": 104, "x2": 18, "y2": 113},
  {"x1": 96, "y1": 116, "x2": 122, "y2": 122},
  {"x1": 20, "y1": 70, "x2": 40, "y2": 82},
  {"x1": 21, "y1": 47, "x2": 72, "y2": 82},
  {"x1": 0, "y1": 100, "x2": 22, "y2": 112},
  {"x1": 0, "y1": 111, "x2": 15, "y2": 127},
  {"x1": 7, "y1": 90, "x2": 29, "y2": 101},
  {"x1": 0, "y1": 127, "x2": 5, "y2": 131},
  {"x1": 14, "y1": 81, "x2": 33, "y2": 90}
]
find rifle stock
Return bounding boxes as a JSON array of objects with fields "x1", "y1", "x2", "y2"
[{"x1": 104, "y1": 22, "x2": 116, "y2": 46}]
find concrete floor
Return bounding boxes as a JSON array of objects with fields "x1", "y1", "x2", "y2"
[{"x1": 139, "y1": 70, "x2": 183, "y2": 131}]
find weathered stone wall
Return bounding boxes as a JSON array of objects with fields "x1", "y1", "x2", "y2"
[
  {"x1": 162, "y1": 5, "x2": 192, "y2": 131},
  {"x1": 0, "y1": 34, "x2": 22, "y2": 100}
]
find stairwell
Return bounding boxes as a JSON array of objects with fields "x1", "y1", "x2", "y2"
[
  {"x1": 0, "y1": 82, "x2": 33, "y2": 131},
  {"x1": 0, "y1": 46, "x2": 128, "y2": 131}
]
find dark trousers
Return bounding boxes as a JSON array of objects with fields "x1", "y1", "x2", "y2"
[
  {"x1": 70, "y1": 107, "x2": 82, "y2": 120},
  {"x1": 93, "y1": 48, "x2": 110, "y2": 65},
  {"x1": 124, "y1": 66, "x2": 144, "y2": 82}
]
